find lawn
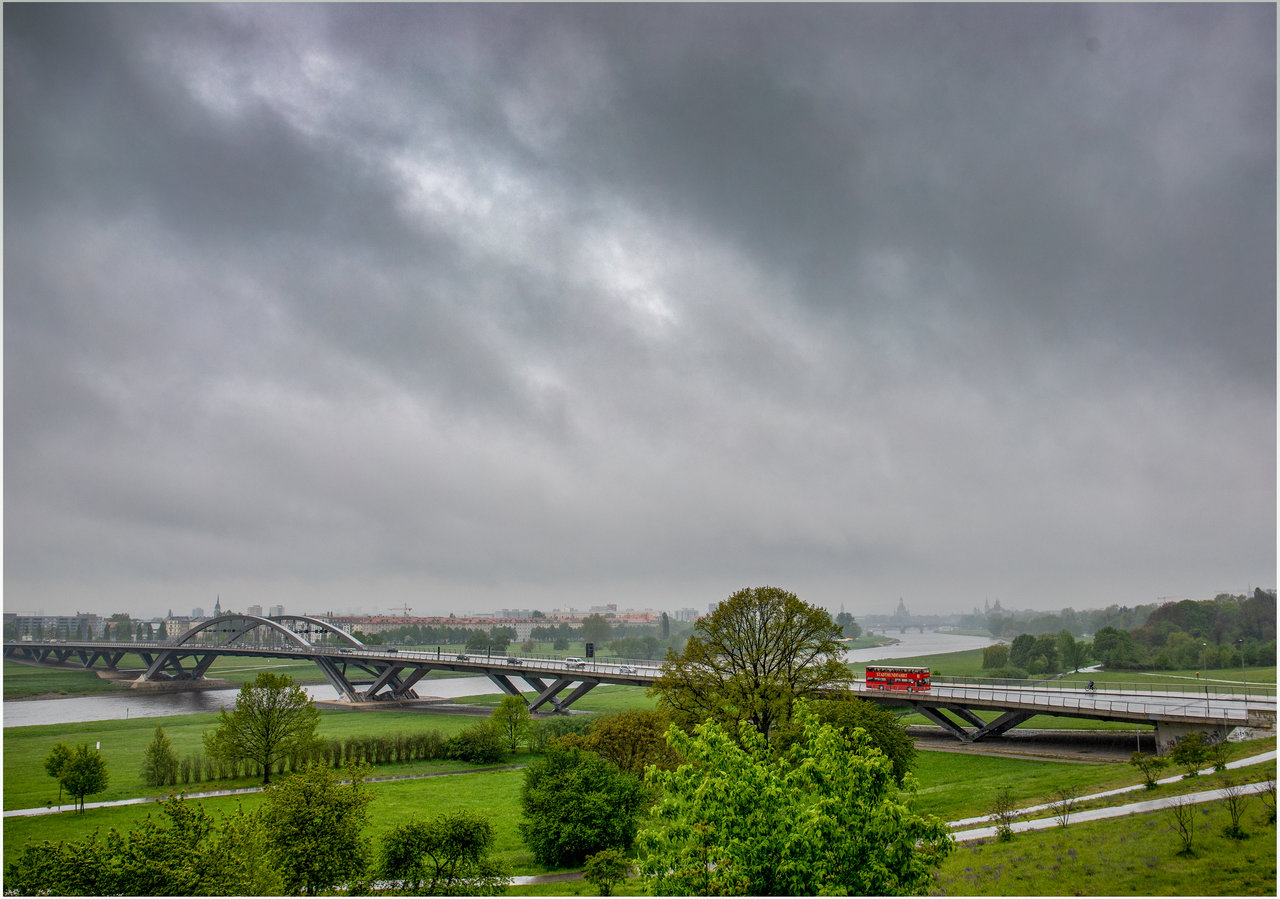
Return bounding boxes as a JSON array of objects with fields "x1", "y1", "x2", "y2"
[
  {"x1": 2, "y1": 660, "x2": 133, "y2": 699},
  {"x1": 2, "y1": 766, "x2": 543, "y2": 875},
  {"x1": 2, "y1": 705, "x2": 524, "y2": 811},
  {"x1": 930, "y1": 798, "x2": 1277, "y2": 895}
]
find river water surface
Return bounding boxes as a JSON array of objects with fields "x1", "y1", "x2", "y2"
[{"x1": 3, "y1": 629, "x2": 993, "y2": 728}]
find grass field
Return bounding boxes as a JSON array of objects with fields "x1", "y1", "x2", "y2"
[
  {"x1": 1, "y1": 706, "x2": 526, "y2": 811},
  {"x1": 931, "y1": 799, "x2": 1277, "y2": 895}
]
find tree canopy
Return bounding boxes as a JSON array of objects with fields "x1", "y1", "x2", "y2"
[
  {"x1": 772, "y1": 695, "x2": 916, "y2": 784},
  {"x1": 4, "y1": 797, "x2": 281, "y2": 896},
  {"x1": 518, "y1": 745, "x2": 651, "y2": 868},
  {"x1": 650, "y1": 585, "x2": 851, "y2": 739},
  {"x1": 637, "y1": 704, "x2": 952, "y2": 895},
  {"x1": 56, "y1": 743, "x2": 110, "y2": 812},
  {"x1": 553, "y1": 708, "x2": 683, "y2": 778},
  {"x1": 377, "y1": 811, "x2": 508, "y2": 895},
  {"x1": 260, "y1": 763, "x2": 373, "y2": 896},
  {"x1": 203, "y1": 672, "x2": 324, "y2": 784}
]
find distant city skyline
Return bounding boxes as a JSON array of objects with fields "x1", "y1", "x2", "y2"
[{"x1": 6, "y1": 5, "x2": 1274, "y2": 622}]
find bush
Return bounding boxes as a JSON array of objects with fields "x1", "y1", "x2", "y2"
[
  {"x1": 528, "y1": 716, "x2": 593, "y2": 752},
  {"x1": 984, "y1": 667, "x2": 1029, "y2": 680},
  {"x1": 1129, "y1": 751, "x2": 1169, "y2": 789},
  {"x1": 519, "y1": 746, "x2": 650, "y2": 867},
  {"x1": 444, "y1": 722, "x2": 510, "y2": 765},
  {"x1": 1170, "y1": 732, "x2": 1210, "y2": 778}
]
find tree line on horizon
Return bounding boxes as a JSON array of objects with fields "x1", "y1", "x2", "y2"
[{"x1": 982, "y1": 590, "x2": 1276, "y2": 675}]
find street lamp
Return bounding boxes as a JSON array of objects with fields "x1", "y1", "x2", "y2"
[{"x1": 1236, "y1": 639, "x2": 1246, "y2": 692}]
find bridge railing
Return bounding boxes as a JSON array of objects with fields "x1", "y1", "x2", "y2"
[
  {"x1": 919, "y1": 682, "x2": 1258, "y2": 724},
  {"x1": 357, "y1": 647, "x2": 665, "y2": 672},
  {"x1": 930, "y1": 674, "x2": 1276, "y2": 700}
]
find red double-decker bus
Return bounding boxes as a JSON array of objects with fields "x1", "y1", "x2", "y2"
[{"x1": 863, "y1": 665, "x2": 931, "y2": 692}]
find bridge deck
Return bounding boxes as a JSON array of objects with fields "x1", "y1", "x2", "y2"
[{"x1": 5, "y1": 638, "x2": 1274, "y2": 741}]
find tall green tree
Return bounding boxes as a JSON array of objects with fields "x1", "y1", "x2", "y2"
[
  {"x1": 377, "y1": 811, "x2": 508, "y2": 895},
  {"x1": 491, "y1": 695, "x2": 532, "y2": 751},
  {"x1": 60, "y1": 743, "x2": 110, "y2": 812},
  {"x1": 581, "y1": 613, "x2": 614, "y2": 646},
  {"x1": 636, "y1": 704, "x2": 952, "y2": 896},
  {"x1": 981, "y1": 643, "x2": 1010, "y2": 670},
  {"x1": 519, "y1": 746, "x2": 650, "y2": 868},
  {"x1": 203, "y1": 672, "x2": 323, "y2": 784},
  {"x1": 44, "y1": 742, "x2": 72, "y2": 806},
  {"x1": 260, "y1": 763, "x2": 373, "y2": 896},
  {"x1": 140, "y1": 723, "x2": 180, "y2": 787},
  {"x1": 834, "y1": 610, "x2": 862, "y2": 639},
  {"x1": 650, "y1": 586, "x2": 850, "y2": 740}
]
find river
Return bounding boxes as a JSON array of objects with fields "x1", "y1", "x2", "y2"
[{"x1": 2, "y1": 629, "x2": 994, "y2": 728}]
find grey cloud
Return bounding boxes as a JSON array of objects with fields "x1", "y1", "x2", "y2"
[{"x1": 4, "y1": 3, "x2": 1273, "y2": 618}]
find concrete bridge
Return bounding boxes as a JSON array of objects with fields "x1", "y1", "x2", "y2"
[{"x1": 5, "y1": 614, "x2": 1274, "y2": 747}]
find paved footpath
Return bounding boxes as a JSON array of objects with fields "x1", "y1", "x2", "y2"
[{"x1": 949, "y1": 750, "x2": 1275, "y2": 842}]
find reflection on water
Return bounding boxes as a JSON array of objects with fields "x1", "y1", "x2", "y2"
[{"x1": 3, "y1": 630, "x2": 994, "y2": 728}]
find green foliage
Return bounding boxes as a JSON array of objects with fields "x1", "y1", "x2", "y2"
[
  {"x1": 1170, "y1": 732, "x2": 1211, "y2": 778},
  {"x1": 378, "y1": 810, "x2": 509, "y2": 894},
  {"x1": 3, "y1": 796, "x2": 281, "y2": 896},
  {"x1": 981, "y1": 643, "x2": 1010, "y2": 669},
  {"x1": 445, "y1": 721, "x2": 511, "y2": 764},
  {"x1": 1092, "y1": 625, "x2": 1146, "y2": 669},
  {"x1": 58, "y1": 743, "x2": 110, "y2": 812},
  {"x1": 260, "y1": 762, "x2": 373, "y2": 896},
  {"x1": 833, "y1": 610, "x2": 862, "y2": 639},
  {"x1": 772, "y1": 695, "x2": 916, "y2": 784},
  {"x1": 650, "y1": 585, "x2": 851, "y2": 740},
  {"x1": 582, "y1": 848, "x2": 631, "y2": 896},
  {"x1": 44, "y1": 742, "x2": 73, "y2": 805},
  {"x1": 553, "y1": 709, "x2": 683, "y2": 778},
  {"x1": 581, "y1": 613, "x2": 614, "y2": 646},
  {"x1": 203, "y1": 672, "x2": 324, "y2": 784},
  {"x1": 140, "y1": 723, "x2": 180, "y2": 787},
  {"x1": 491, "y1": 696, "x2": 532, "y2": 751},
  {"x1": 1129, "y1": 751, "x2": 1170, "y2": 789},
  {"x1": 988, "y1": 786, "x2": 1018, "y2": 842},
  {"x1": 637, "y1": 704, "x2": 952, "y2": 895},
  {"x1": 519, "y1": 746, "x2": 650, "y2": 868},
  {"x1": 527, "y1": 715, "x2": 593, "y2": 752}
]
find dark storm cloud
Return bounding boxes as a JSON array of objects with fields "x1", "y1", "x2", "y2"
[{"x1": 4, "y1": 4, "x2": 1274, "y2": 618}]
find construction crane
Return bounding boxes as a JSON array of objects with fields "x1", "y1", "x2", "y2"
[{"x1": 389, "y1": 604, "x2": 412, "y2": 617}]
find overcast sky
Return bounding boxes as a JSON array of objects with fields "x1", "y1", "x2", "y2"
[{"x1": 5, "y1": 4, "x2": 1275, "y2": 622}]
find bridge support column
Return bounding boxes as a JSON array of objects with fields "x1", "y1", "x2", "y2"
[
  {"x1": 524, "y1": 676, "x2": 597, "y2": 714},
  {"x1": 487, "y1": 673, "x2": 528, "y2": 699},
  {"x1": 970, "y1": 710, "x2": 1034, "y2": 741},
  {"x1": 916, "y1": 707, "x2": 974, "y2": 741},
  {"x1": 1154, "y1": 720, "x2": 1234, "y2": 754},
  {"x1": 314, "y1": 657, "x2": 362, "y2": 703}
]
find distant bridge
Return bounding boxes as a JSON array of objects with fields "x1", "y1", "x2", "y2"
[{"x1": 4, "y1": 615, "x2": 1274, "y2": 748}]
